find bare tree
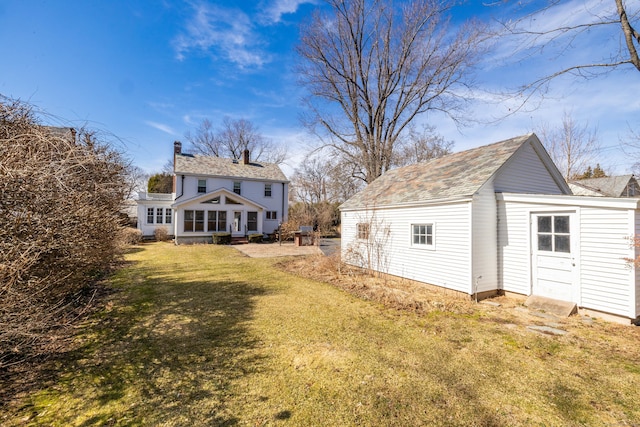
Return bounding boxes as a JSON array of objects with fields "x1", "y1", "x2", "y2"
[
  {"x1": 392, "y1": 125, "x2": 454, "y2": 167},
  {"x1": 186, "y1": 117, "x2": 287, "y2": 164},
  {"x1": 291, "y1": 152, "x2": 363, "y2": 204},
  {"x1": 297, "y1": 0, "x2": 486, "y2": 184},
  {"x1": 494, "y1": 0, "x2": 639, "y2": 98},
  {"x1": 184, "y1": 118, "x2": 220, "y2": 156},
  {"x1": 536, "y1": 112, "x2": 600, "y2": 180}
]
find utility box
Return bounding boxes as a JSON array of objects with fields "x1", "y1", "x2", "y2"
[{"x1": 294, "y1": 226, "x2": 315, "y2": 246}]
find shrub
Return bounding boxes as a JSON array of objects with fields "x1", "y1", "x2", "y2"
[
  {"x1": 154, "y1": 227, "x2": 170, "y2": 242},
  {"x1": 119, "y1": 227, "x2": 143, "y2": 246},
  {"x1": 212, "y1": 233, "x2": 232, "y2": 245},
  {"x1": 0, "y1": 99, "x2": 129, "y2": 367},
  {"x1": 248, "y1": 233, "x2": 264, "y2": 243}
]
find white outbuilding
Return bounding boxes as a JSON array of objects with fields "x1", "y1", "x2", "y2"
[{"x1": 340, "y1": 134, "x2": 640, "y2": 322}]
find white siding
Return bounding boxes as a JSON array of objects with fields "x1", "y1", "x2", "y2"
[
  {"x1": 342, "y1": 201, "x2": 473, "y2": 294},
  {"x1": 176, "y1": 176, "x2": 286, "y2": 234},
  {"x1": 493, "y1": 143, "x2": 565, "y2": 194},
  {"x1": 472, "y1": 187, "x2": 498, "y2": 293},
  {"x1": 499, "y1": 195, "x2": 639, "y2": 318},
  {"x1": 136, "y1": 196, "x2": 174, "y2": 237},
  {"x1": 497, "y1": 201, "x2": 532, "y2": 295},
  {"x1": 580, "y1": 207, "x2": 635, "y2": 316},
  {"x1": 635, "y1": 210, "x2": 640, "y2": 317}
]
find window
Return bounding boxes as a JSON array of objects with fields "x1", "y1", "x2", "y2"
[
  {"x1": 195, "y1": 210, "x2": 204, "y2": 231},
  {"x1": 165, "y1": 209, "x2": 172, "y2": 224},
  {"x1": 233, "y1": 181, "x2": 241, "y2": 195},
  {"x1": 184, "y1": 210, "x2": 205, "y2": 232},
  {"x1": 156, "y1": 207, "x2": 164, "y2": 224},
  {"x1": 147, "y1": 208, "x2": 154, "y2": 224},
  {"x1": 537, "y1": 215, "x2": 570, "y2": 253},
  {"x1": 356, "y1": 223, "x2": 370, "y2": 240},
  {"x1": 266, "y1": 211, "x2": 277, "y2": 220},
  {"x1": 184, "y1": 210, "x2": 194, "y2": 231},
  {"x1": 197, "y1": 179, "x2": 206, "y2": 193},
  {"x1": 412, "y1": 224, "x2": 433, "y2": 247},
  {"x1": 207, "y1": 211, "x2": 227, "y2": 232},
  {"x1": 248, "y1": 211, "x2": 258, "y2": 231},
  {"x1": 264, "y1": 183, "x2": 272, "y2": 197}
]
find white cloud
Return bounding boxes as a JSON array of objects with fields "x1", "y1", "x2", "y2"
[
  {"x1": 173, "y1": 2, "x2": 269, "y2": 68},
  {"x1": 260, "y1": 0, "x2": 317, "y2": 24},
  {"x1": 145, "y1": 120, "x2": 178, "y2": 136}
]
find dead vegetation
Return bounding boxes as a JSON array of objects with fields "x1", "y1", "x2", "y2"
[
  {"x1": 278, "y1": 254, "x2": 476, "y2": 316},
  {"x1": 0, "y1": 99, "x2": 129, "y2": 369}
]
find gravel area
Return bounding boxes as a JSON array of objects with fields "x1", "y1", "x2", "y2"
[{"x1": 232, "y1": 241, "x2": 322, "y2": 258}]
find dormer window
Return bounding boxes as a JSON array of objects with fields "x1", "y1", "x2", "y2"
[{"x1": 197, "y1": 179, "x2": 206, "y2": 193}]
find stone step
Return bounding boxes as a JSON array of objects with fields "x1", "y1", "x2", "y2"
[{"x1": 524, "y1": 295, "x2": 577, "y2": 317}]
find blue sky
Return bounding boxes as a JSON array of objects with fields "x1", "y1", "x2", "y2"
[{"x1": 1, "y1": 0, "x2": 638, "y2": 177}]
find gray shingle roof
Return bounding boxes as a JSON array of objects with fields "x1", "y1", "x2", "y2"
[
  {"x1": 341, "y1": 134, "x2": 534, "y2": 209},
  {"x1": 569, "y1": 175, "x2": 635, "y2": 197},
  {"x1": 174, "y1": 154, "x2": 288, "y2": 182}
]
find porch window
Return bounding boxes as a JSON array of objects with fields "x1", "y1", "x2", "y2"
[
  {"x1": 356, "y1": 223, "x2": 370, "y2": 240},
  {"x1": 165, "y1": 209, "x2": 172, "y2": 224},
  {"x1": 207, "y1": 211, "x2": 227, "y2": 232},
  {"x1": 248, "y1": 211, "x2": 258, "y2": 232},
  {"x1": 194, "y1": 210, "x2": 204, "y2": 232},
  {"x1": 156, "y1": 207, "x2": 164, "y2": 224},
  {"x1": 266, "y1": 211, "x2": 277, "y2": 220},
  {"x1": 233, "y1": 181, "x2": 241, "y2": 195},
  {"x1": 411, "y1": 224, "x2": 434, "y2": 247},
  {"x1": 264, "y1": 183, "x2": 272, "y2": 197},
  {"x1": 184, "y1": 210, "x2": 194, "y2": 231},
  {"x1": 197, "y1": 179, "x2": 207, "y2": 193},
  {"x1": 184, "y1": 210, "x2": 205, "y2": 232},
  {"x1": 147, "y1": 208, "x2": 154, "y2": 224},
  {"x1": 537, "y1": 215, "x2": 570, "y2": 253}
]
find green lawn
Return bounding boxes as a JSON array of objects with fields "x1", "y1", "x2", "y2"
[{"x1": 4, "y1": 242, "x2": 640, "y2": 426}]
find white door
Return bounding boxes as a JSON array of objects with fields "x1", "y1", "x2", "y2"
[
  {"x1": 233, "y1": 211, "x2": 242, "y2": 235},
  {"x1": 531, "y1": 212, "x2": 578, "y2": 302}
]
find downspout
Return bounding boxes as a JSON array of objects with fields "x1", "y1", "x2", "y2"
[
  {"x1": 174, "y1": 175, "x2": 185, "y2": 200},
  {"x1": 282, "y1": 182, "x2": 286, "y2": 222},
  {"x1": 172, "y1": 175, "x2": 184, "y2": 245}
]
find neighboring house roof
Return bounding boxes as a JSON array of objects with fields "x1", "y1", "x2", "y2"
[
  {"x1": 174, "y1": 153, "x2": 288, "y2": 182},
  {"x1": 569, "y1": 175, "x2": 637, "y2": 197},
  {"x1": 341, "y1": 133, "x2": 565, "y2": 210}
]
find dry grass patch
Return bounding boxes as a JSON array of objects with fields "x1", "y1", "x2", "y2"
[{"x1": 2, "y1": 244, "x2": 640, "y2": 426}]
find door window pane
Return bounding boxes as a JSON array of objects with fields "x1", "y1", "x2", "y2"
[
  {"x1": 554, "y1": 216, "x2": 569, "y2": 234},
  {"x1": 537, "y1": 216, "x2": 551, "y2": 233},
  {"x1": 555, "y1": 235, "x2": 570, "y2": 253},
  {"x1": 538, "y1": 235, "x2": 552, "y2": 251},
  {"x1": 537, "y1": 215, "x2": 570, "y2": 253}
]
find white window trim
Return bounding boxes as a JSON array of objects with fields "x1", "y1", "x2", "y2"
[
  {"x1": 197, "y1": 178, "x2": 207, "y2": 193},
  {"x1": 233, "y1": 181, "x2": 242, "y2": 195},
  {"x1": 266, "y1": 211, "x2": 278, "y2": 220},
  {"x1": 410, "y1": 222, "x2": 435, "y2": 250},
  {"x1": 356, "y1": 223, "x2": 370, "y2": 240}
]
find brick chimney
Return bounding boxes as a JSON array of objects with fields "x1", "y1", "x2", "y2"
[
  {"x1": 174, "y1": 140, "x2": 182, "y2": 155},
  {"x1": 243, "y1": 149, "x2": 250, "y2": 165}
]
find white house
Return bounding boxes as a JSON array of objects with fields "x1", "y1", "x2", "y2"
[
  {"x1": 137, "y1": 141, "x2": 289, "y2": 244},
  {"x1": 340, "y1": 134, "x2": 640, "y2": 322}
]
